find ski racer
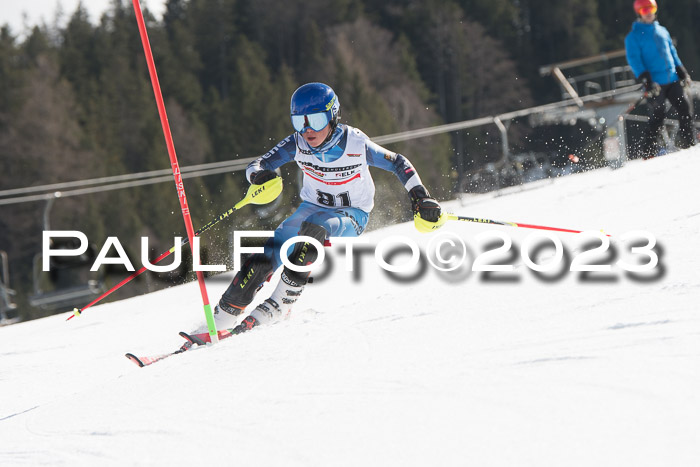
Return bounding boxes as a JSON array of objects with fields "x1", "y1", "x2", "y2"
[
  {"x1": 624, "y1": 0, "x2": 696, "y2": 158},
  {"x1": 211, "y1": 82, "x2": 443, "y2": 335}
]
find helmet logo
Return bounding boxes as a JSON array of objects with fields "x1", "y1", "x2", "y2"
[{"x1": 325, "y1": 95, "x2": 337, "y2": 112}]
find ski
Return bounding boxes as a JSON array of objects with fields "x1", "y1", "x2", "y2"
[
  {"x1": 126, "y1": 319, "x2": 256, "y2": 368},
  {"x1": 125, "y1": 341, "x2": 194, "y2": 367}
]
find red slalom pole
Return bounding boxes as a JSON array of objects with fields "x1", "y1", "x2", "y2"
[{"x1": 131, "y1": 0, "x2": 218, "y2": 343}]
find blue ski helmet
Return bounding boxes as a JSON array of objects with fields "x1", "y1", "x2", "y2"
[{"x1": 290, "y1": 83, "x2": 341, "y2": 135}]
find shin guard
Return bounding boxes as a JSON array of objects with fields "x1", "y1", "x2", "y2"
[
  {"x1": 220, "y1": 254, "x2": 273, "y2": 312},
  {"x1": 283, "y1": 221, "x2": 328, "y2": 285}
]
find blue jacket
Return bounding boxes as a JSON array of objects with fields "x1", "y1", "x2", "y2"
[{"x1": 625, "y1": 20, "x2": 683, "y2": 85}]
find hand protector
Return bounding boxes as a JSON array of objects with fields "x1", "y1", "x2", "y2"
[
  {"x1": 413, "y1": 210, "x2": 448, "y2": 233},
  {"x1": 235, "y1": 175, "x2": 283, "y2": 209}
]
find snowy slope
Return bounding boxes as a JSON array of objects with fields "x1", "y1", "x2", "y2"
[{"x1": 1, "y1": 149, "x2": 699, "y2": 467}]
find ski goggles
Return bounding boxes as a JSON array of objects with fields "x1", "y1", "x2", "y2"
[
  {"x1": 291, "y1": 112, "x2": 330, "y2": 133},
  {"x1": 637, "y1": 5, "x2": 657, "y2": 15}
]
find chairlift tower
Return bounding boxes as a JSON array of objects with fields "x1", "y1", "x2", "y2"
[{"x1": 0, "y1": 250, "x2": 19, "y2": 325}]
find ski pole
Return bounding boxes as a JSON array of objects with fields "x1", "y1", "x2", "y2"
[
  {"x1": 446, "y1": 213, "x2": 606, "y2": 235},
  {"x1": 619, "y1": 90, "x2": 650, "y2": 120},
  {"x1": 67, "y1": 178, "x2": 283, "y2": 320}
]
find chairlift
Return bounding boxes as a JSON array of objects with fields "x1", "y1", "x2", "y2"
[
  {"x1": 29, "y1": 236, "x2": 106, "y2": 311},
  {"x1": 28, "y1": 196, "x2": 105, "y2": 312}
]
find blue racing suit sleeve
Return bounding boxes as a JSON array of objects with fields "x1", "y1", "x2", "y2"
[
  {"x1": 245, "y1": 134, "x2": 296, "y2": 182},
  {"x1": 365, "y1": 139, "x2": 423, "y2": 191}
]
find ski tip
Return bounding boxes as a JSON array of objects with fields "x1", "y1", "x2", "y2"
[{"x1": 125, "y1": 353, "x2": 145, "y2": 368}]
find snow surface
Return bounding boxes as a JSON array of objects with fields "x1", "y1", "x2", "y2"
[{"x1": 1, "y1": 148, "x2": 699, "y2": 466}]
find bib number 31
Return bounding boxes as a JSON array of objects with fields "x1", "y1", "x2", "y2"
[{"x1": 316, "y1": 190, "x2": 351, "y2": 207}]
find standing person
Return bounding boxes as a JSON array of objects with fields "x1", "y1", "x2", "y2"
[
  {"x1": 204, "y1": 82, "x2": 443, "y2": 337},
  {"x1": 624, "y1": 0, "x2": 696, "y2": 159}
]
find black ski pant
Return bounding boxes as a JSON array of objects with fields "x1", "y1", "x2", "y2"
[{"x1": 641, "y1": 80, "x2": 695, "y2": 158}]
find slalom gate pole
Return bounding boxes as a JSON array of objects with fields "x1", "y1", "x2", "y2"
[
  {"x1": 447, "y1": 214, "x2": 607, "y2": 236},
  {"x1": 131, "y1": 0, "x2": 218, "y2": 343}
]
